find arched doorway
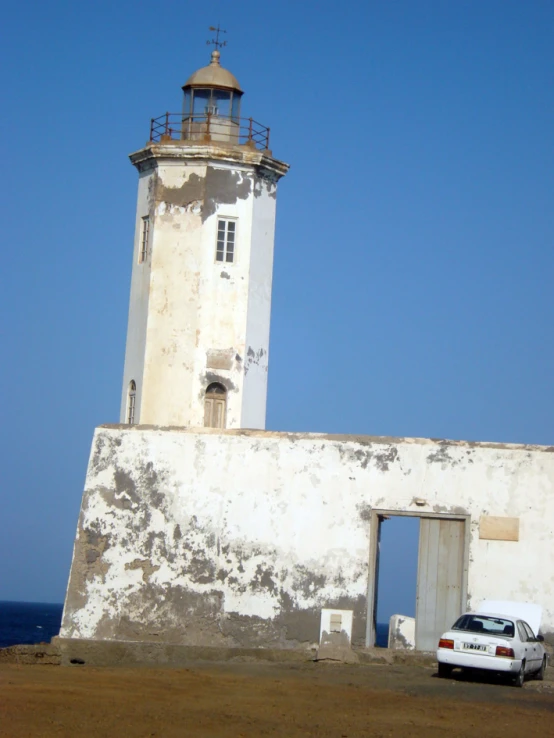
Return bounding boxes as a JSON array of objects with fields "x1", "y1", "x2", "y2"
[{"x1": 127, "y1": 380, "x2": 137, "y2": 424}]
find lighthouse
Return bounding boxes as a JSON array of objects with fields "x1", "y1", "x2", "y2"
[{"x1": 119, "y1": 47, "x2": 289, "y2": 429}]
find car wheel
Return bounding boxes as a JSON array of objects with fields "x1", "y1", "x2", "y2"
[
  {"x1": 513, "y1": 662, "x2": 525, "y2": 688},
  {"x1": 438, "y1": 663, "x2": 452, "y2": 678},
  {"x1": 535, "y1": 656, "x2": 546, "y2": 682}
]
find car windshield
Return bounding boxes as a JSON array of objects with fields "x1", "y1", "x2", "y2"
[{"x1": 452, "y1": 614, "x2": 515, "y2": 637}]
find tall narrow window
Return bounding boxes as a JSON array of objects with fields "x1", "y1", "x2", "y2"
[
  {"x1": 204, "y1": 382, "x2": 227, "y2": 428},
  {"x1": 139, "y1": 216, "x2": 150, "y2": 263},
  {"x1": 216, "y1": 219, "x2": 236, "y2": 263},
  {"x1": 127, "y1": 380, "x2": 136, "y2": 424}
]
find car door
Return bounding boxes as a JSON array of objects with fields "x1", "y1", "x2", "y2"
[
  {"x1": 522, "y1": 620, "x2": 542, "y2": 671},
  {"x1": 517, "y1": 621, "x2": 537, "y2": 673}
]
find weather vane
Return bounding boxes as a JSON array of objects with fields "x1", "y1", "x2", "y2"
[{"x1": 207, "y1": 24, "x2": 227, "y2": 51}]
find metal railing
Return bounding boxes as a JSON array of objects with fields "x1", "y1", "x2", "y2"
[{"x1": 149, "y1": 113, "x2": 270, "y2": 150}]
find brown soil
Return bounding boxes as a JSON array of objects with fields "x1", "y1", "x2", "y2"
[{"x1": 0, "y1": 660, "x2": 553, "y2": 737}]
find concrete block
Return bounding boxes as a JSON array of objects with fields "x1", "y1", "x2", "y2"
[{"x1": 388, "y1": 615, "x2": 416, "y2": 651}]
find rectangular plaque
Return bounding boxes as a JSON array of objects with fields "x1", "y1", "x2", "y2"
[
  {"x1": 206, "y1": 349, "x2": 234, "y2": 370},
  {"x1": 479, "y1": 516, "x2": 519, "y2": 542}
]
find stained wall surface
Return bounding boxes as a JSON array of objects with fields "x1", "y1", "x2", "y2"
[{"x1": 60, "y1": 426, "x2": 554, "y2": 648}]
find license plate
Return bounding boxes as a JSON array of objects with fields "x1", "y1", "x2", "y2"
[{"x1": 463, "y1": 642, "x2": 486, "y2": 651}]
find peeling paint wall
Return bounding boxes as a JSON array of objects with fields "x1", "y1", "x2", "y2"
[
  {"x1": 119, "y1": 144, "x2": 287, "y2": 429},
  {"x1": 61, "y1": 427, "x2": 554, "y2": 649},
  {"x1": 119, "y1": 168, "x2": 154, "y2": 422}
]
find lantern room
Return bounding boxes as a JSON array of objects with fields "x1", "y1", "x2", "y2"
[{"x1": 181, "y1": 50, "x2": 243, "y2": 144}]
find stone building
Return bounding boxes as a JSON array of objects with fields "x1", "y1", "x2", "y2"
[{"x1": 59, "y1": 50, "x2": 554, "y2": 658}]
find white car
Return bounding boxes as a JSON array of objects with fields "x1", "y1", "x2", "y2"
[{"x1": 436, "y1": 602, "x2": 547, "y2": 687}]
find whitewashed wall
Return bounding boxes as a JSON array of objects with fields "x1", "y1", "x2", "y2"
[
  {"x1": 119, "y1": 169, "x2": 153, "y2": 423},
  {"x1": 61, "y1": 426, "x2": 554, "y2": 649}
]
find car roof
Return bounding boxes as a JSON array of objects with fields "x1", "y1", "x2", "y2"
[
  {"x1": 455, "y1": 610, "x2": 539, "y2": 636},
  {"x1": 479, "y1": 600, "x2": 541, "y2": 635},
  {"x1": 466, "y1": 612, "x2": 516, "y2": 621},
  {"x1": 459, "y1": 612, "x2": 515, "y2": 621}
]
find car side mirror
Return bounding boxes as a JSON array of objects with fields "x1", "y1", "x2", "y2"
[{"x1": 536, "y1": 635, "x2": 544, "y2": 642}]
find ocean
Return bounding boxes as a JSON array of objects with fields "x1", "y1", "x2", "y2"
[
  {"x1": 0, "y1": 600, "x2": 390, "y2": 650},
  {"x1": 0, "y1": 601, "x2": 63, "y2": 649},
  {"x1": 375, "y1": 622, "x2": 389, "y2": 648}
]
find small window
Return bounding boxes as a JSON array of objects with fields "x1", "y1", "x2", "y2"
[
  {"x1": 127, "y1": 380, "x2": 136, "y2": 424},
  {"x1": 139, "y1": 216, "x2": 150, "y2": 263},
  {"x1": 522, "y1": 621, "x2": 536, "y2": 641},
  {"x1": 517, "y1": 621, "x2": 528, "y2": 642},
  {"x1": 216, "y1": 219, "x2": 236, "y2": 263},
  {"x1": 204, "y1": 382, "x2": 226, "y2": 428}
]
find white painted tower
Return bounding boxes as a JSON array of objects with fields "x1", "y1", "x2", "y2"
[{"x1": 120, "y1": 49, "x2": 289, "y2": 429}]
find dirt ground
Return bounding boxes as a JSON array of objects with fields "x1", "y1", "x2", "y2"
[{"x1": 1, "y1": 660, "x2": 553, "y2": 738}]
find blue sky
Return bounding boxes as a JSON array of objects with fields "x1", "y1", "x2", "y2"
[{"x1": 1, "y1": 1, "x2": 553, "y2": 622}]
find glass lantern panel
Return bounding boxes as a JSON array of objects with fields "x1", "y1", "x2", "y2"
[
  {"x1": 191, "y1": 89, "x2": 232, "y2": 117},
  {"x1": 182, "y1": 89, "x2": 192, "y2": 117},
  {"x1": 192, "y1": 90, "x2": 211, "y2": 115},
  {"x1": 212, "y1": 90, "x2": 231, "y2": 117},
  {"x1": 231, "y1": 92, "x2": 242, "y2": 121}
]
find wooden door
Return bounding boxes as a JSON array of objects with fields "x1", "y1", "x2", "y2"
[
  {"x1": 204, "y1": 397, "x2": 226, "y2": 428},
  {"x1": 415, "y1": 518, "x2": 464, "y2": 651}
]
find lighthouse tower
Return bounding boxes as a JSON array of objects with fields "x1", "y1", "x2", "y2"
[{"x1": 119, "y1": 49, "x2": 289, "y2": 429}]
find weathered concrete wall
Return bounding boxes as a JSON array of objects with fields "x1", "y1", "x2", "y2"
[
  {"x1": 119, "y1": 168, "x2": 153, "y2": 423},
  {"x1": 388, "y1": 615, "x2": 416, "y2": 650},
  {"x1": 61, "y1": 426, "x2": 554, "y2": 649},
  {"x1": 119, "y1": 143, "x2": 288, "y2": 430}
]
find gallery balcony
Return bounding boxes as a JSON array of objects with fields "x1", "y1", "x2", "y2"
[{"x1": 149, "y1": 113, "x2": 271, "y2": 151}]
